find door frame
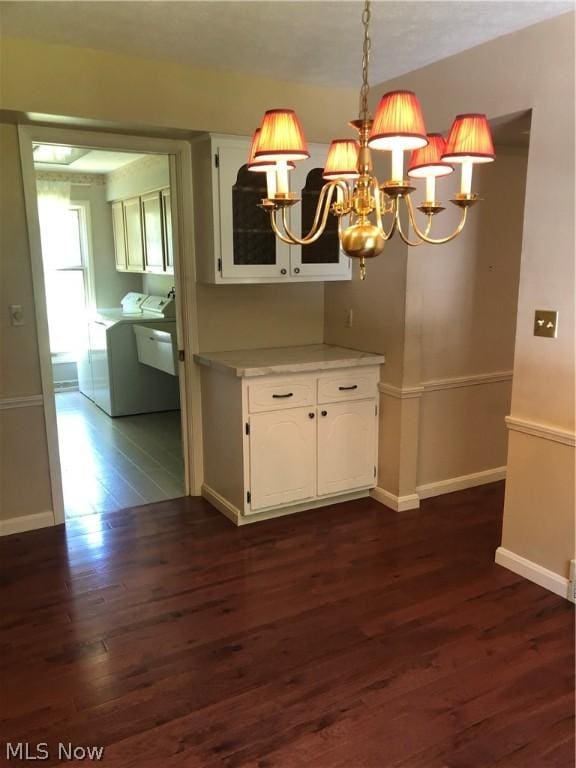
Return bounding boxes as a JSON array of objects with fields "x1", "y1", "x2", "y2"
[{"x1": 18, "y1": 125, "x2": 203, "y2": 525}]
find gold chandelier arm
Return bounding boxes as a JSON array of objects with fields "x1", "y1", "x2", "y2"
[
  {"x1": 395, "y1": 201, "x2": 425, "y2": 246},
  {"x1": 372, "y1": 178, "x2": 397, "y2": 241},
  {"x1": 269, "y1": 211, "x2": 300, "y2": 245},
  {"x1": 277, "y1": 182, "x2": 342, "y2": 246},
  {"x1": 405, "y1": 195, "x2": 468, "y2": 244},
  {"x1": 382, "y1": 194, "x2": 398, "y2": 241}
]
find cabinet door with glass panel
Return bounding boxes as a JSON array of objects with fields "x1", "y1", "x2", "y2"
[
  {"x1": 217, "y1": 140, "x2": 290, "y2": 281},
  {"x1": 288, "y1": 145, "x2": 351, "y2": 280}
]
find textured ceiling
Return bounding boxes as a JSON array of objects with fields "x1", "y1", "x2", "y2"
[{"x1": 1, "y1": 1, "x2": 572, "y2": 88}]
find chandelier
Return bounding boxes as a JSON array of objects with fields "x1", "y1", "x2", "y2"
[{"x1": 247, "y1": 0, "x2": 495, "y2": 280}]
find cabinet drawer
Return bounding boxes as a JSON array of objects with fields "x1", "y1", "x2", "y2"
[
  {"x1": 318, "y1": 370, "x2": 378, "y2": 403},
  {"x1": 248, "y1": 377, "x2": 315, "y2": 413}
]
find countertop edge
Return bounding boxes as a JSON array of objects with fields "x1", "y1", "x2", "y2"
[{"x1": 193, "y1": 353, "x2": 386, "y2": 378}]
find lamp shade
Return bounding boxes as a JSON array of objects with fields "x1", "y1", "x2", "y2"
[
  {"x1": 442, "y1": 114, "x2": 495, "y2": 163},
  {"x1": 408, "y1": 134, "x2": 453, "y2": 178},
  {"x1": 323, "y1": 139, "x2": 360, "y2": 180},
  {"x1": 368, "y1": 90, "x2": 428, "y2": 151},
  {"x1": 254, "y1": 109, "x2": 310, "y2": 162},
  {"x1": 247, "y1": 129, "x2": 295, "y2": 172}
]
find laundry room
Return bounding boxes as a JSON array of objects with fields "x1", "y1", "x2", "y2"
[{"x1": 33, "y1": 144, "x2": 185, "y2": 519}]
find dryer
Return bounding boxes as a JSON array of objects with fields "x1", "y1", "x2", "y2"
[{"x1": 78, "y1": 293, "x2": 180, "y2": 417}]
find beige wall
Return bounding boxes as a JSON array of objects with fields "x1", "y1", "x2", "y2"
[
  {"x1": 330, "y1": 13, "x2": 575, "y2": 578},
  {"x1": 0, "y1": 124, "x2": 53, "y2": 521},
  {"x1": 414, "y1": 150, "x2": 527, "y2": 485},
  {"x1": 0, "y1": 36, "x2": 357, "y2": 143},
  {"x1": 0, "y1": 125, "x2": 43, "y2": 399},
  {"x1": 0, "y1": 36, "x2": 356, "y2": 525}
]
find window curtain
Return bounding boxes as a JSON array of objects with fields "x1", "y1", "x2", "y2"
[{"x1": 36, "y1": 179, "x2": 72, "y2": 270}]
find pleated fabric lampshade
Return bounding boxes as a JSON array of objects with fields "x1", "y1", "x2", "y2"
[
  {"x1": 254, "y1": 109, "x2": 310, "y2": 162},
  {"x1": 368, "y1": 90, "x2": 428, "y2": 151},
  {"x1": 442, "y1": 114, "x2": 495, "y2": 163},
  {"x1": 323, "y1": 139, "x2": 360, "y2": 180},
  {"x1": 408, "y1": 134, "x2": 453, "y2": 178}
]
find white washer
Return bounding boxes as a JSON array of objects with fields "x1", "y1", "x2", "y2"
[{"x1": 78, "y1": 294, "x2": 179, "y2": 417}]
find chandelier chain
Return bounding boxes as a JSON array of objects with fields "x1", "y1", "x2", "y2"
[{"x1": 359, "y1": 0, "x2": 371, "y2": 121}]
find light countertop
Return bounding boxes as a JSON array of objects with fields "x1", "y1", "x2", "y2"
[{"x1": 193, "y1": 344, "x2": 385, "y2": 378}]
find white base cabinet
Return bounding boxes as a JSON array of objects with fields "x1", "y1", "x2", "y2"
[{"x1": 198, "y1": 362, "x2": 380, "y2": 525}]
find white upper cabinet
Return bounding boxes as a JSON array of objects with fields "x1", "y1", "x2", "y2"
[
  {"x1": 141, "y1": 192, "x2": 165, "y2": 273},
  {"x1": 111, "y1": 188, "x2": 173, "y2": 276},
  {"x1": 111, "y1": 201, "x2": 127, "y2": 271},
  {"x1": 123, "y1": 197, "x2": 145, "y2": 273},
  {"x1": 192, "y1": 134, "x2": 352, "y2": 284}
]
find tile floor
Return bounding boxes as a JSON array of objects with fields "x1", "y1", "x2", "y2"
[{"x1": 56, "y1": 390, "x2": 185, "y2": 518}]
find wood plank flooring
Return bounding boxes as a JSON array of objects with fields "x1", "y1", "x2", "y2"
[
  {"x1": 0, "y1": 483, "x2": 573, "y2": 767},
  {"x1": 56, "y1": 391, "x2": 184, "y2": 518}
]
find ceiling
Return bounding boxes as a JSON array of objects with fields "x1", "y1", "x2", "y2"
[
  {"x1": 33, "y1": 148, "x2": 147, "y2": 174},
  {"x1": 1, "y1": 1, "x2": 572, "y2": 88}
]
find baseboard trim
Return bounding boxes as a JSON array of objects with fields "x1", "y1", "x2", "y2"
[
  {"x1": 0, "y1": 510, "x2": 55, "y2": 537},
  {"x1": 202, "y1": 484, "x2": 372, "y2": 526},
  {"x1": 495, "y1": 546, "x2": 571, "y2": 601},
  {"x1": 505, "y1": 416, "x2": 575, "y2": 447},
  {"x1": 371, "y1": 486, "x2": 420, "y2": 512},
  {"x1": 201, "y1": 484, "x2": 241, "y2": 525},
  {"x1": 417, "y1": 466, "x2": 507, "y2": 499},
  {"x1": 0, "y1": 395, "x2": 44, "y2": 411}
]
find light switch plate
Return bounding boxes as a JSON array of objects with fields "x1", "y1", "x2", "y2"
[
  {"x1": 534, "y1": 309, "x2": 558, "y2": 338},
  {"x1": 9, "y1": 304, "x2": 25, "y2": 327}
]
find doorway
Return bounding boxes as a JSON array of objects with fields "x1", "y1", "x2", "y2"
[{"x1": 19, "y1": 126, "x2": 202, "y2": 525}]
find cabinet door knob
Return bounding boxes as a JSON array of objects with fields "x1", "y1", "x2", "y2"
[
  {"x1": 294, "y1": 267, "x2": 300, "y2": 274},
  {"x1": 321, "y1": 410, "x2": 327, "y2": 417},
  {"x1": 280, "y1": 268, "x2": 287, "y2": 275},
  {"x1": 308, "y1": 412, "x2": 315, "y2": 419}
]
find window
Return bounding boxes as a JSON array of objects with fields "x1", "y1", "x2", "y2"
[{"x1": 39, "y1": 200, "x2": 93, "y2": 358}]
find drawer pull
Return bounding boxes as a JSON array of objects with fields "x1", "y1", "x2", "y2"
[
  {"x1": 321, "y1": 410, "x2": 327, "y2": 417},
  {"x1": 272, "y1": 392, "x2": 294, "y2": 399},
  {"x1": 338, "y1": 384, "x2": 358, "y2": 391}
]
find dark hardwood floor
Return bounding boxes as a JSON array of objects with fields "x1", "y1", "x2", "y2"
[{"x1": 0, "y1": 483, "x2": 573, "y2": 767}]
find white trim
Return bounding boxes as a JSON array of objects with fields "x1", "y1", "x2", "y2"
[
  {"x1": 0, "y1": 511, "x2": 55, "y2": 537},
  {"x1": 495, "y1": 547, "x2": 571, "y2": 601},
  {"x1": 417, "y1": 466, "x2": 507, "y2": 499},
  {"x1": 378, "y1": 371, "x2": 513, "y2": 400},
  {"x1": 0, "y1": 395, "x2": 44, "y2": 411},
  {"x1": 17, "y1": 124, "x2": 203, "y2": 529},
  {"x1": 202, "y1": 484, "x2": 371, "y2": 526},
  {"x1": 423, "y1": 370, "x2": 513, "y2": 392},
  {"x1": 505, "y1": 416, "x2": 575, "y2": 447},
  {"x1": 370, "y1": 486, "x2": 420, "y2": 511},
  {"x1": 18, "y1": 127, "x2": 66, "y2": 525},
  {"x1": 378, "y1": 382, "x2": 424, "y2": 400}
]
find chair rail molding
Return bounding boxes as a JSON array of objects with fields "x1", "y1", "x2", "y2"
[
  {"x1": 0, "y1": 395, "x2": 44, "y2": 410},
  {"x1": 378, "y1": 370, "x2": 513, "y2": 399},
  {"x1": 378, "y1": 382, "x2": 424, "y2": 399},
  {"x1": 505, "y1": 416, "x2": 576, "y2": 447},
  {"x1": 423, "y1": 370, "x2": 513, "y2": 392}
]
